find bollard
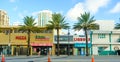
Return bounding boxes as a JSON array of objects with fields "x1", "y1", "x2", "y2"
[
  {"x1": 1, "y1": 54, "x2": 5, "y2": 62},
  {"x1": 91, "y1": 55, "x2": 94, "y2": 62}
]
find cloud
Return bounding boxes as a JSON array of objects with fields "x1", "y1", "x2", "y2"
[
  {"x1": 66, "y1": 0, "x2": 110, "y2": 21},
  {"x1": 66, "y1": 3, "x2": 84, "y2": 21},
  {"x1": 85, "y1": 0, "x2": 110, "y2": 13},
  {"x1": 12, "y1": 21, "x2": 23, "y2": 26},
  {"x1": 110, "y1": 2, "x2": 120, "y2": 13}
]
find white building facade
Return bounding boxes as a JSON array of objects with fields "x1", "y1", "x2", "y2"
[
  {"x1": 95, "y1": 20, "x2": 115, "y2": 31},
  {"x1": 91, "y1": 30, "x2": 120, "y2": 55},
  {"x1": 90, "y1": 20, "x2": 120, "y2": 55}
]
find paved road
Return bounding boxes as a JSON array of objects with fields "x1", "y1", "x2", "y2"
[{"x1": 1, "y1": 55, "x2": 120, "y2": 62}]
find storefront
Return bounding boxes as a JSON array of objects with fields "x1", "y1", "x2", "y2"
[
  {"x1": 0, "y1": 27, "x2": 54, "y2": 56},
  {"x1": 31, "y1": 44, "x2": 52, "y2": 55},
  {"x1": 30, "y1": 34, "x2": 54, "y2": 55},
  {"x1": 73, "y1": 35, "x2": 92, "y2": 56},
  {"x1": 12, "y1": 45, "x2": 27, "y2": 55},
  {"x1": 0, "y1": 45, "x2": 11, "y2": 55},
  {"x1": 54, "y1": 35, "x2": 74, "y2": 55},
  {"x1": 55, "y1": 44, "x2": 73, "y2": 55},
  {"x1": 91, "y1": 30, "x2": 120, "y2": 55},
  {"x1": 74, "y1": 43, "x2": 91, "y2": 55}
]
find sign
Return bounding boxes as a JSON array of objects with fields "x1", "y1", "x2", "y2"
[
  {"x1": 74, "y1": 38, "x2": 90, "y2": 41},
  {"x1": 55, "y1": 37, "x2": 68, "y2": 41},
  {"x1": 31, "y1": 43, "x2": 53, "y2": 46},
  {"x1": 74, "y1": 37, "x2": 90, "y2": 43},
  {"x1": 74, "y1": 43, "x2": 91, "y2": 47},
  {"x1": 16, "y1": 36, "x2": 26, "y2": 40},
  {"x1": 35, "y1": 35, "x2": 50, "y2": 41},
  {"x1": 54, "y1": 36, "x2": 73, "y2": 41}
]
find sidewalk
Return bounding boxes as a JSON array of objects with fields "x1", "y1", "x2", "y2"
[
  {"x1": 0, "y1": 55, "x2": 45, "y2": 60},
  {"x1": 1, "y1": 55, "x2": 119, "y2": 59}
]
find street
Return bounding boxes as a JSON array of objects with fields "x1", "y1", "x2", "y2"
[{"x1": 1, "y1": 55, "x2": 120, "y2": 62}]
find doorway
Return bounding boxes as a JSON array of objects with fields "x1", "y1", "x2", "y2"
[{"x1": 33, "y1": 46, "x2": 51, "y2": 55}]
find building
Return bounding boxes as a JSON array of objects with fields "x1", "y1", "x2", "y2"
[
  {"x1": 91, "y1": 30, "x2": 120, "y2": 55},
  {"x1": 90, "y1": 20, "x2": 119, "y2": 55},
  {"x1": 38, "y1": 10, "x2": 52, "y2": 27},
  {"x1": 0, "y1": 10, "x2": 9, "y2": 26},
  {"x1": 73, "y1": 35, "x2": 91, "y2": 55},
  {"x1": 0, "y1": 26, "x2": 54, "y2": 56},
  {"x1": 54, "y1": 35, "x2": 74, "y2": 55},
  {"x1": 95, "y1": 20, "x2": 114, "y2": 30}
]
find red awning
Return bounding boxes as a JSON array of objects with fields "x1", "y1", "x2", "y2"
[{"x1": 31, "y1": 43, "x2": 53, "y2": 46}]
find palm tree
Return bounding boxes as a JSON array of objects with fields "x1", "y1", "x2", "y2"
[
  {"x1": 115, "y1": 20, "x2": 120, "y2": 42},
  {"x1": 46, "y1": 13, "x2": 69, "y2": 56},
  {"x1": 73, "y1": 12, "x2": 99, "y2": 56},
  {"x1": 19, "y1": 16, "x2": 38, "y2": 56},
  {"x1": 115, "y1": 21, "x2": 120, "y2": 29}
]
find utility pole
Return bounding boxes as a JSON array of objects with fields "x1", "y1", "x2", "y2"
[
  {"x1": 68, "y1": 28, "x2": 70, "y2": 56},
  {"x1": 8, "y1": 29, "x2": 11, "y2": 55}
]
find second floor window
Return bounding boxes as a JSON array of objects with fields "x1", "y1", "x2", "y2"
[{"x1": 98, "y1": 33, "x2": 106, "y2": 39}]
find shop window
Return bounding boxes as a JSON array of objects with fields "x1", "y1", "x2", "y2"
[
  {"x1": 98, "y1": 34, "x2": 106, "y2": 39},
  {"x1": 98, "y1": 46, "x2": 108, "y2": 53},
  {"x1": 117, "y1": 38, "x2": 120, "y2": 42}
]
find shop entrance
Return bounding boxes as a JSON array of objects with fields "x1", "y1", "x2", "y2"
[
  {"x1": 78, "y1": 47, "x2": 85, "y2": 55},
  {"x1": 0, "y1": 45, "x2": 11, "y2": 55},
  {"x1": 77, "y1": 47, "x2": 90, "y2": 55},
  {"x1": 13, "y1": 46, "x2": 27, "y2": 55},
  {"x1": 33, "y1": 46, "x2": 51, "y2": 55},
  {"x1": 55, "y1": 44, "x2": 73, "y2": 55}
]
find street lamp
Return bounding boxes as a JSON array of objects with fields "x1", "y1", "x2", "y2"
[{"x1": 68, "y1": 28, "x2": 70, "y2": 56}]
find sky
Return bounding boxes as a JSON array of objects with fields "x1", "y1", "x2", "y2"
[{"x1": 0, "y1": 0, "x2": 120, "y2": 34}]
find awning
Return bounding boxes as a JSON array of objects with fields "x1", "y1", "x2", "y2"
[
  {"x1": 31, "y1": 43, "x2": 53, "y2": 46},
  {"x1": 74, "y1": 43, "x2": 91, "y2": 47}
]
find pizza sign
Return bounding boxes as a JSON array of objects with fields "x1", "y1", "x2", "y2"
[{"x1": 16, "y1": 36, "x2": 26, "y2": 40}]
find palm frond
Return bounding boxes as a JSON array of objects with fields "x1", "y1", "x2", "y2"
[
  {"x1": 115, "y1": 23, "x2": 120, "y2": 29},
  {"x1": 73, "y1": 12, "x2": 98, "y2": 31},
  {"x1": 46, "y1": 13, "x2": 69, "y2": 30}
]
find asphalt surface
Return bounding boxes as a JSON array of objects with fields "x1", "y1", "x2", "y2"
[{"x1": 0, "y1": 55, "x2": 120, "y2": 62}]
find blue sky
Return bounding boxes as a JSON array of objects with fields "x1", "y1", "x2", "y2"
[{"x1": 0, "y1": 0, "x2": 120, "y2": 27}]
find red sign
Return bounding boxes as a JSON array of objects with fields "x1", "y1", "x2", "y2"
[
  {"x1": 74, "y1": 38, "x2": 90, "y2": 41},
  {"x1": 16, "y1": 36, "x2": 26, "y2": 40}
]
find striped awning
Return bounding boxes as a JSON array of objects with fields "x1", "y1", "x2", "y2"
[{"x1": 31, "y1": 43, "x2": 53, "y2": 46}]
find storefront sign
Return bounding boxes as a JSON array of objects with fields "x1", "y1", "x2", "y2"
[
  {"x1": 31, "y1": 43, "x2": 53, "y2": 46},
  {"x1": 16, "y1": 36, "x2": 26, "y2": 40},
  {"x1": 55, "y1": 38, "x2": 68, "y2": 41},
  {"x1": 54, "y1": 36, "x2": 73, "y2": 41},
  {"x1": 74, "y1": 38, "x2": 90, "y2": 41},
  {"x1": 35, "y1": 35, "x2": 50, "y2": 41},
  {"x1": 74, "y1": 43, "x2": 91, "y2": 47}
]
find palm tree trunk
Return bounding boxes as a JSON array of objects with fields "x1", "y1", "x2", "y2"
[
  {"x1": 27, "y1": 29, "x2": 30, "y2": 56},
  {"x1": 84, "y1": 28, "x2": 89, "y2": 56},
  {"x1": 57, "y1": 29, "x2": 60, "y2": 56}
]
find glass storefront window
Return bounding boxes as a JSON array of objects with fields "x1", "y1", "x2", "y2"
[{"x1": 0, "y1": 45, "x2": 11, "y2": 55}]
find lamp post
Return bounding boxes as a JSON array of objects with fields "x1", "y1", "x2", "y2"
[{"x1": 68, "y1": 28, "x2": 70, "y2": 56}]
